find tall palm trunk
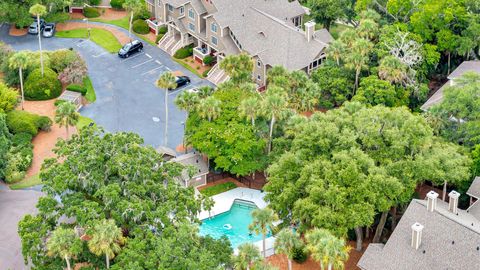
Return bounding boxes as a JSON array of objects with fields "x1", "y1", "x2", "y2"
[
  {"x1": 447, "y1": 52, "x2": 451, "y2": 75},
  {"x1": 64, "y1": 255, "x2": 71, "y2": 270},
  {"x1": 129, "y1": 11, "x2": 133, "y2": 40},
  {"x1": 354, "y1": 226, "x2": 363, "y2": 251},
  {"x1": 287, "y1": 258, "x2": 292, "y2": 270},
  {"x1": 443, "y1": 180, "x2": 448, "y2": 201},
  {"x1": 66, "y1": 124, "x2": 69, "y2": 139},
  {"x1": 106, "y1": 253, "x2": 110, "y2": 269},
  {"x1": 373, "y1": 211, "x2": 388, "y2": 243},
  {"x1": 262, "y1": 233, "x2": 266, "y2": 258},
  {"x1": 19, "y1": 67, "x2": 24, "y2": 110},
  {"x1": 37, "y1": 14, "x2": 44, "y2": 76},
  {"x1": 328, "y1": 262, "x2": 333, "y2": 270},
  {"x1": 164, "y1": 88, "x2": 168, "y2": 146},
  {"x1": 268, "y1": 115, "x2": 276, "y2": 154},
  {"x1": 354, "y1": 68, "x2": 360, "y2": 95}
]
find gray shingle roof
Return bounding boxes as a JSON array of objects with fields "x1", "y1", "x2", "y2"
[
  {"x1": 358, "y1": 199, "x2": 480, "y2": 270},
  {"x1": 164, "y1": 0, "x2": 207, "y2": 14},
  {"x1": 448, "y1": 61, "x2": 480, "y2": 80},
  {"x1": 420, "y1": 83, "x2": 448, "y2": 111},
  {"x1": 171, "y1": 152, "x2": 209, "y2": 178},
  {"x1": 467, "y1": 177, "x2": 480, "y2": 199}
]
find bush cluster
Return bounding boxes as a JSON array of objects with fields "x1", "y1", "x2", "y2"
[
  {"x1": 24, "y1": 68, "x2": 62, "y2": 100},
  {"x1": 134, "y1": 8, "x2": 151, "y2": 21},
  {"x1": 156, "y1": 34, "x2": 164, "y2": 44},
  {"x1": 292, "y1": 246, "x2": 308, "y2": 263},
  {"x1": 110, "y1": 0, "x2": 125, "y2": 9},
  {"x1": 203, "y1": 55, "x2": 215, "y2": 66},
  {"x1": 83, "y1": 7, "x2": 100, "y2": 18},
  {"x1": 0, "y1": 82, "x2": 18, "y2": 113},
  {"x1": 133, "y1": 19, "x2": 150, "y2": 34},
  {"x1": 158, "y1": 26, "x2": 168, "y2": 35},
  {"x1": 48, "y1": 49, "x2": 81, "y2": 73},
  {"x1": 6, "y1": 110, "x2": 52, "y2": 136},
  {"x1": 44, "y1": 12, "x2": 70, "y2": 23},
  {"x1": 4, "y1": 142, "x2": 33, "y2": 183},
  {"x1": 174, "y1": 45, "x2": 193, "y2": 59},
  {"x1": 66, "y1": 84, "x2": 87, "y2": 95}
]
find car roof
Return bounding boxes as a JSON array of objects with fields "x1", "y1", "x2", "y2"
[{"x1": 131, "y1": 40, "x2": 140, "y2": 45}]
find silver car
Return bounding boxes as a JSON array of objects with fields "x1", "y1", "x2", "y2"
[
  {"x1": 42, "y1": 23, "x2": 55, "y2": 38},
  {"x1": 28, "y1": 19, "x2": 45, "y2": 35}
]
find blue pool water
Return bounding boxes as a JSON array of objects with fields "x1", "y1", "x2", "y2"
[{"x1": 199, "y1": 200, "x2": 271, "y2": 248}]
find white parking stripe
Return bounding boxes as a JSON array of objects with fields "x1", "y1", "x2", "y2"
[
  {"x1": 145, "y1": 53, "x2": 152, "y2": 58},
  {"x1": 141, "y1": 66, "x2": 164, "y2": 75},
  {"x1": 121, "y1": 52, "x2": 144, "y2": 62},
  {"x1": 155, "y1": 60, "x2": 162, "y2": 65},
  {"x1": 93, "y1": 52, "x2": 108, "y2": 58},
  {"x1": 165, "y1": 66, "x2": 171, "y2": 71},
  {"x1": 131, "y1": 59, "x2": 154, "y2": 68}
]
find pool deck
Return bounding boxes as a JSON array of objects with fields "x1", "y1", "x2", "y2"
[{"x1": 198, "y1": 187, "x2": 267, "y2": 220}]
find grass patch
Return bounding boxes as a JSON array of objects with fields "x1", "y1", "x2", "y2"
[
  {"x1": 55, "y1": 28, "x2": 122, "y2": 53},
  {"x1": 83, "y1": 76, "x2": 96, "y2": 102},
  {"x1": 199, "y1": 182, "x2": 237, "y2": 197},
  {"x1": 330, "y1": 23, "x2": 353, "y2": 39},
  {"x1": 91, "y1": 16, "x2": 156, "y2": 46},
  {"x1": 10, "y1": 174, "x2": 41, "y2": 190},
  {"x1": 173, "y1": 58, "x2": 206, "y2": 78},
  {"x1": 77, "y1": 115, "x2": 96, "y2": 130}
]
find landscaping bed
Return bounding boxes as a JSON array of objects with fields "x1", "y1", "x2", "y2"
[{"x1": 199, "y1": 181, "x2": 237, "y2": 197}]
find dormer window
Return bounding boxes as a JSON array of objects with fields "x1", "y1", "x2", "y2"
[
  {"x1": 189, "y1": 9, "x2": 195, "y2": 19},
  {"x1": 257, "y1": 60, "x2": 261, "y2": 67},
  {"x1": 167, "y1": 4, "x2": 173, "y2": 12},
  {"x1": 180, "y1": 6, "x2": 184, "y2": 15}
]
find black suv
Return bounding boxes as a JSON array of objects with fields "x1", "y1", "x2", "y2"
[
  {"x1": 173, "y1": 76, "x2": 191, "y2": 89},
  {"x1": 118, "y1": 40, "x2": 143, "y2": 58}
]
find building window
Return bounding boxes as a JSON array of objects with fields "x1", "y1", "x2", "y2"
[
  {"x1": 189, "y1": 9, "x2": 195, "y2": 19},
  {"x1": 211, "y1": 23, "x2": 217, "y2": 33},
  {"x1": 180, "y1": 6, "x2": 184, "y2": 15},
  {"x1": 211, "y1": 36, "x2": 218, "y2": 45},
  {"x1": 188, "y1": 22, "x2": 195, "y2": 31},
  {"x1": 167, "y1": 4, "x2": 173, "y2": 12},
  {"x1": 257, "y1": 75, "x2": 261, "y2": 81},
  {"x1": 257, "y1": 60, "x2": 261, "y2": 67}
]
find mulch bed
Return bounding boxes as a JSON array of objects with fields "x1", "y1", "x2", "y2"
[{"x1": 9, "y1": 25, "x2": 28, "y2": 36}]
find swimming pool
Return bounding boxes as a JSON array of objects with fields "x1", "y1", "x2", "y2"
[{"x1": 199, "y1": 200, "x2": 271, "y2": 248}]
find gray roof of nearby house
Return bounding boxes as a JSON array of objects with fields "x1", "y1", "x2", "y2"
[
  {"x1": 156, "y1": 146, "x2": 177, "y2": 158},
  {"x1": 164, "y1": 0, "x2": 207, "y2": 14},
  {"x1": 357, "y1": 198, "x2": 480, "y2": 270},
  {"x1": 226, "y1": 7, "x2": 332, "y2": 70},
  {"x1": 171, "y1": 152, "x2": 209, "y2": 178},
  {"x1": 448, "y1": 61, "x2": 480, "y2": 80},
  {"x1": 467, "y1": 177, "x2": 480, "y2": 199},
  {"x1": 420, "y1": 83, "x2": 448, "y2": 111}
]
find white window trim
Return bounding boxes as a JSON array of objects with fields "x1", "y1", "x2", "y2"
[
  {"x1": 211, "y1": 36, "x2": 218, "y2": 45},
  {"x1": 189, "y1": 9, "x2": 195, "y2": 19},
  {"x1": 180, "y1": 6, "x2": 184, "y2": 14},
  {"x1": 211, "y1": 23, "x2": 217, "y2": 33},
  {"x1": 188, "y1": 22, "x2": 195, "y2": 31},
  {"x1": 167, "y1": 4, "x2": 173, "y2": 12}
]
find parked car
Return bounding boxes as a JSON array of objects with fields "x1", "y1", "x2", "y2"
[
  {"x1": 28, "y1": 19, "x2": 45, "y2": 35},
  {"x1": 118, "y1": 40, "x2": 143, "y2": 58},
  {"x1": 42, "y1": 23, "x2": 55, "y2": 38},
  {"x1": 173, "y1": 76, "x2": 191, "y2": 89}
]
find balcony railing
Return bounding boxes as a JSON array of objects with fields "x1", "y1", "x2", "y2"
[
  {"x1": 193, "y1": 46, "x2": 209, "y2": 59},
  {"x1": 146, "y1": 18, "x2": 160, "y2": 35}
]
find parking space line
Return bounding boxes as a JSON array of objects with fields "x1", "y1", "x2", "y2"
[
  {"x1": 141, "y1": 66, "x2": 164, "y2": 75},
  {"x1": 121, "y1": 52, "x2": 144, "y2": 62},
  {"x1": 165, "y1": 66, "x2": 171, "y2": 71},
  {"x1": 155, "y1": 60, "x2": 162, "y2": 65},
  {"x1": 93, "y1": 52, "x2": 108, "y2": 58},
  {"x1": 131, "y1": 59, "x2": 154, "y2": 68},
  {"x1": 145, "y1": 53, "x2": 152, "y2": 58}
]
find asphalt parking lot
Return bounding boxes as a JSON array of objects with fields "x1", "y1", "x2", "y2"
[{"x1": 0, "y1": 22, "x2": 212, "y2": 150}]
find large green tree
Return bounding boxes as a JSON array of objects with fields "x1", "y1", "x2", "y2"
[{"x1": 308, "y1": 0, "x2": 348, "y2": 30}]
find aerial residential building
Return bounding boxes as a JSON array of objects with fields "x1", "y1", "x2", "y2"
[
  {"x1": 421, "y1": 60, "x2": 480, "y2": 111},
  {"x1": 357, "y1": 179, "x2": 480, "y2": 270},
  {"x1": 144, "y1": 0, "x2": 333, "y2": 87}
]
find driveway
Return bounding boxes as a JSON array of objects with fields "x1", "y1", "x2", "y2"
[
  {"x1": 0, "y1": 23, "x2": 212, "y2": 151},
  {"x1": 0, "y1": 190, "x2": 43, "y2": 270}
]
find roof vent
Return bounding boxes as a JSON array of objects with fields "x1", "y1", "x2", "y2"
[
  {"x1": 426, "y1": 191, "x2": 439, "y2": 212},
  {"x1": 411, "y1": 222, "x2": 424, "y2": 250},
  {"x1": 304, "y1": 21, "x2": 315, "y2": 42},
  {"x1": 448, "y1": 190, "x2": 460, "y2": 214}
]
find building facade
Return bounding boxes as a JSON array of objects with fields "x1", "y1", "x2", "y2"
[{"x1": 146, "y1": 0, "x2": 333, "y2": 87}]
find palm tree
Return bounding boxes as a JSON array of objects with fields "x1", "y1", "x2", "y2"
[
  {"x1": 29, "y1": 4, "x2": 47, "y2": 76},
  {"x1": 87, "y1": 219, "x2": 125, "y2": 269},
  {"x1": 456, "y1": 37, "x2": 475, "y2": 60},
  {"x1": 175, "y1": 91, "x2": 200, "y2": 118},
  {"x1": 339, "y1": 28, "x2": 357, "y2": 48},
  {"x1": 198, "y1": 96, "x2": 221, "y2": 121},
  {"x1": 234, "y1": 243, "x2": 262, "y2": 270},
  {"x1": 253, "y1": 261, "x2": 279, "y2": 270},
  {"x1": 345, "y1": 51, "x2": 369, "y2": 95},
  {"x1": 249, "y1": 207, "x2": 278, "y2": 258},
  {"x1": 357, "y1": 19, "x2": 378, "y2": 40},
  {"x1": 8, "y1": 51, "x2": 29, "y2": 110},
  {"x1": 46, "y1": 227, "x2": 82, "y2": 270},
  {"x1": 156, "y1": 72, "x2": 177, "y2": 147},
  {"x1": 378, "y1": 56, "x2": 407, "y2": 85},
  {"x1": 306, "y1": 228, "x2": 350, "y2": 270},
  {"x1": 197, "y1": 85, "x2": 214, "y2": 98},
  {"x1": 219, "y1": 54, "x2": 253, "y2": 83},
  {"x1": 123, "y1": 0, "x2": 144, "y2": 40},
  {"x1": 274, "y1": 229, "x2": 302, "y2": 270},
  {"x1": 262, "y1": 93, "x2": 287, "y2": 154},
  {"x1": 239, "y1": 96, "x2": 261, "y2": 126},
  {"x1": 327, "y1": 40, "x2": 346, "y2": 66},
  {"x1": 55, "y1": 102, "x2": 79, "y2": 139}
]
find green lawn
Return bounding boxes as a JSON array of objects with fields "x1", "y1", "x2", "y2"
[
  {"x1": 10, "y1": 174, "x2": 41, "y2": 190},
  {"x1": 55, "y1": 28, "x2": 122, "y2": 53},
  {"x1": 199, "y1": 182, "x2": 238, "y2": 197},
  {"x1": 77, "y1": 115, "x2": 96, "y2": 130},
  {"x1": 83, "y1": 76, "x2": 96, "y2": 102},
  {"x1": 91, "y1": 16, "x2": 157, "y2": 46}
]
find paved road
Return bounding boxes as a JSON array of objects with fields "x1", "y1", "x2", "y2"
[{"x1": 0, "y1": 22, "x2": 212, "y2": 151}]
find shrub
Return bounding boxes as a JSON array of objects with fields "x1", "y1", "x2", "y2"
[
  {"x1": 54, "y1": 99, "x2": 66, "y2": 106},
  {"x1": 155, "y1": 34, "x2": 164, "y2": 44},
  {"x1": 158, "y1": 26, "x2": 168, "y2": 35},
  {"x1": 83, "y1": 7, "x2": 100, "y2": 18},
  {"x1": 66, "y1": 84, "x2": 87, "y2": 95},
  {"x1": 58, "y1": 59, "x2": 88, "y2": 85},
  {"x1": 24, "y1": 68, "x2": 62, "y2": 100},
  {"x1": 202, "y1": 69, "x2": 210, "y2": 78},
  {"x1": 110, "y1": 0, "x2": 125, "y2": 9},
  {"x1": 292, "y1": 246, "x2": 308, "y2": 264},
  {"x1": 0, "y1": 82, "x2": 18, "y2": 113},
  {"x1": 11, "y1": 133, "x2": 33, "y2": 147},
  {"x1": 6, "y1": 110, "x2": 52, "y2": 136},
  {"x1": 44, "y1": 12, "x2": 70, "y2": 23},
  {"x1": 4, "y1": 143, "x2": 33, "y2": 183},
  {"x1": 48, "y1": 49, "x2": 81, "y2": 73},
  {"x1": 133, "y1": 19, "x2": 150, "y2": 34},
  {"x1": 89, "y1": 0, "x2": 101, "y2": 5},
  {"x1": 203, "y1": 55, "x2": 214, "y2": 66},
  {"x1": 134, "y1": 7, "x2": 151, "y2": 20},
  {"x1": 174, "y1": 46, "x2": 193, "y2": 59}
]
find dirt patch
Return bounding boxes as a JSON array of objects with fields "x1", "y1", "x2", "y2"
[
  {"x1": 21, "y1": 99, "x2": 76, "y2": 177},
  {"x1": 56, "y1": 22, "x2": 131, "y2": 44},
  {"x1": 9, "y1": 25, "x2": 28, "y2": 36},
  {"x1": 178, "y1": 56, "x2": 212, "y2": 76},
  {"x1": 69, "y1": 8, "x2": 127, "y2": 21}
]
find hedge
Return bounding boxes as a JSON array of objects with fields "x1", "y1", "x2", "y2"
[
  {"x1": 24, "y1": 68, "x2": 62, "y2": 100},
  {"x1": 155, "y1": 34, "x2": 164, "y2": 44},
  {"x1": 6, "y1": 110, "x2": 52, "y2": 136},
  {"x1": 133, "y1": 19, "x2": 150, "y2": 34},
  {"x1": 158, "y1": 26, "x2": 168, "y2": 35},
  {"x1": 174, "y1": 45, "x2": 193, "y2": 59},
  {"x1": 83, "y1": 7, "x2": 100, "y2": 18},
  {"x1": 0, "y1": 82, "x2": 18, "y2": 113},
  {"x1": 67, "y1": 84, "x2": 87, "y2": 95},
  {"x1": 203, "y1": 55, "x2": 214, "y2": 66},
  {"x1": 110, "y1": 0, "x2": 125, "y2": 9}
]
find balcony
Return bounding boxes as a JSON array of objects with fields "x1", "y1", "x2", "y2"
[
  {"x1": 193, "y1": 46, "x2": 210, "y2": 59},
  {"x1": 146, "y1": 18, "x2": 162, "y2": 35}
]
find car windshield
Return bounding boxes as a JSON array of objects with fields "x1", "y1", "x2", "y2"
[
  {"x1": 123, "y1": 44, "x2": 132, "y2": 50},
  {"x1": 45, "y1": 26, "x2": 51, "y2": 30}
]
